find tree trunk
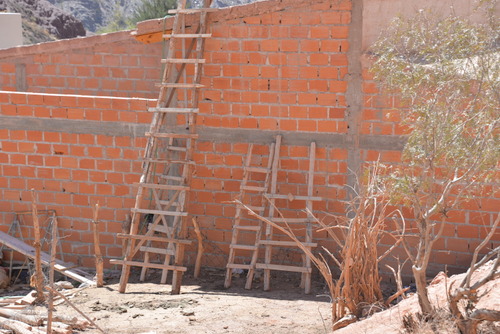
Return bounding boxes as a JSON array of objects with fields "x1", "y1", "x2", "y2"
[{"x1": 412, "y1": 265, "x2": 433, "y2": 315}]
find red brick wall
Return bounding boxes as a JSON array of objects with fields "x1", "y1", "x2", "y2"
[
  {"x1": 0, "y1": 91, "x2": 154, "y2": 267},
  {"x1": 0, "y1": 0, "x2": 498, "y2": 278},
  {"x1": 0, "y1": 32, "x2": 161, "y2": 98}
]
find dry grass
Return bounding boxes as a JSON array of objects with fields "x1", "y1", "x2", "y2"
[{"x1": 238, "y1": 162, "x2": 402, "y2": 329}]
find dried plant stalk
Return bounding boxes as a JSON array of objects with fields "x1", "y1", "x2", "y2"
[{"x1": 237, "y1": 161, "x2": 400, "y2": 328}]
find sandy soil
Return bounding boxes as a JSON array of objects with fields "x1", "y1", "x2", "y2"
[
  {"x1": 49, "y1": 269, "x2": 333, "y2": 334},
  {"x1": 11, "y1": 262, "x2": 497, "y2": 334}
]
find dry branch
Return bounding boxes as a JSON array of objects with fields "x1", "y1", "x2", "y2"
[
  {"x1": 0, "y1": 309, "x2": 42, "y2": 326},
  {"x1": 30, "y1": 189, "x2": 45, "y2": 304},
  {"x1": 44, "y1": 286, "x2": 104, "y2": 334},
  {"x1": 47, "y1": 214, "x2": 58, "y2": 333},
  {"x1": 236, "y1": 160, "x2": 399, "y2": 327},
  {"x1": 448, "y1": 213, "x2": 500, "y2": 334},
  {"x1": 92, "y1": 203, "x2": 104, "y2": 287},
  {"x1": 191, "y1": 218, "x2": 204, "y2": 278}
]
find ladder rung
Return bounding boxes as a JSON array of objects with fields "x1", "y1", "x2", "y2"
[
  {"x1": 168, "y1": 8, "x2": 218, "y2": 14},
  {"x1": 245, "y1": 166, "x2": 269, "y2": 173},
  {"x1": 234, "y1": 225, "x2": 260, "y2": 231},
  {"x1": 226, "y1": 263, "x2": 252, "y2": 270},
  {"x1": 156, "y1": 83, "x2": 205, "y2": 88},
  {"x1": 265, "y1": 194, "x2": 323, "y2": 201},
  {"x1": 131, "y1": 208, "x2": 188, "y2": 216},
  {"x1": 229, "y1": 244, "x2": 258, "y2": 251},
  {"x1": 145, "y1": 132, "x2": 198, "y2": 139},
  {"x1": 136, "y1": 183, "x2": 189, "y2": 191},
  {"x1": 161, "y1": 58, "x2": 206, "y2": 64},
  {"x1": 163, "y1": 33, "x2": 212, "y2": 39},
  {"x1": 148, "y1": 224, "x2": 173, "y2": 234},
  {"x1": 160, "y1": 175, "x2": 184, "y2": 182},
  {"x1": 166, "y1": 146, "x2": 188, "y2": 152},
  {"x1": 244, "y1": 205, "x2": 265, "y2": 212},
  {"x1": 139, "y1": 246, "x2": 175, "y2": 256},
  {"x1": 255, "y1": 263, "x2": 312, "y2": 273},
  {"x1": 142, "y1": 158, "x2": 195, "y2": 165},
  {"x1": 240, "y1": 185, "x2": 267, "y2": 192},
  {"x1": 148, "y1": 107, "x2": 199, "y2": 113},
  {"x1": 110, "y1": 259, "x2": 187, "y2": 271},
  {"x1": 116, "y1": 233, "x2": 192, "y2": 245},
  {"x1": 259, "y1": 240, "x2": 317, "y2": 247},
  {"x1": 269, "y1": 218, "x2": 312, "y2": 223}
]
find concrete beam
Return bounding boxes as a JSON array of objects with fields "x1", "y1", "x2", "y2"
[{"x1": 0, "y1": 116, "x2": 405, "y2": 150}]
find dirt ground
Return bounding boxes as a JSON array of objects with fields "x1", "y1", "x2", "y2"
[
  {"x1": 5, "y1": 262, "x2": 498, "y2": 334},
  {"x1": 47, "y1": 269, "x2": 333, "y2": 334}
]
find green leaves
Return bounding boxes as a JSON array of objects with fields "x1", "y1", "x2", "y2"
[{"x1": 370, "y1": 7, "x2": 499, "y2": 215}]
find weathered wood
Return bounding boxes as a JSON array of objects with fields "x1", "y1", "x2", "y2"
[
  {"x1": 0, "y1": 231, "x2": 94, "y2": 286},
  {"x1": 255, "y1": 263, "x2": 312, "y2": 273},
  {"x1": 116, "y1": 234, "x2": 192, "y2": 244},
  {"x1": 44, "y1": 286, "x2": 104, "y2": 334},
  {"x1": 191, "y1": 218, "x2": 204, "y2": 278},
  {"x1": 30, "y1": 189, "x2": 45, "y2": 304},
  {"x1": 92, "y1": 203, "x2": 104, "y2": 287},
  {"x1": 110, "y1": 260, "x2": 187, "y2": 271},
  {"x1": 48, "y1": 315, "x2": 90, "y2": 330},
  {"x1": 0, "y1": 317, "x2": 34, "y2": 334},
  {"x1": 130, "y1": 208, "x2": 188, "y2": 217},
  {"x1": 259, "y1": 240, "x2": 317, "y2": 247},
  {"x1": 162, "y1": 33, "x2": 211, "y2": 38},
  {"x1": 47, "y1": 213, "x2": 58, "y2": 333},
  {"x1": 0, "y1": 309, "x2": 42, "y2": 326}
]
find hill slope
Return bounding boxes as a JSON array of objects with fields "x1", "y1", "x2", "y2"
[{"x1": 0, "y1": 0, "x2": 85, "y2": 45}]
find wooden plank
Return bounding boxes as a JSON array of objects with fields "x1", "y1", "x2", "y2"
[
  {"x1": 116, "y1": 233, "x2": 192, "y2": 245},
  {"x1": 156, "y1": 83, "x2": 205, "y2": 88},
  {"x1": 245, "y1": 166, "x2": 269, "y2": 173},
  {"x1": 259, "y1": 240, "x2": 317, "y2": 247},
  {"x1": 111, "y1": 259, "x2": 187, "y2": 271},
  {"x1": 229, "y1": 244, "x2": 257, "y2": 251},
  {"x1": 264, "y1": 194, "x2": 322, "y2": 201},
  {"x1": 256, "y1": 263, "x2": 312, "y2": 273},
  {"x1": 240, "y1": 185, "x2": 267, "y2": 192},
  {"x1": 168, "y1": 8, "x2": 218, "y2": 14},
  {"x1": 161, "y1": 58, "x2": 206, "y2": 64},
  {"x1": 148, "y1": 107, "x2": 199, "y2": 113},
  {"x1": 162, "y1": 33, "x2": 212, "y2": 39},
  {"x1": 130, "y1": 208, "x2": 188, "y2": 216},
  {"x1": 135, "y1": 183, "x2": 189, "y2": 191},
  {"x1": 270, "y1": 218, "x2": 312, "y2": 223},
  {"x1": 142, "y1": 158, "x2": 195, "y2": 165},
  {"x1": 144, "y1": 132, "x2": 198, "y2": 139},
  {"x1": 234, "y1": 225, "x2": 260, "y2": 231},
  {"x1": 0, "y1": 231, "x2": 94, "y2": 286},
  {"x1": 226, "y1": 263, "x2": 252, "y2": 270},
  {"x1": 139, "y1": 246, "x2": 175, "y2": 256}
]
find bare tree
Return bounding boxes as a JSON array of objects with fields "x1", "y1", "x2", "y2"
[{"x1": 370, "y1": 5, "x2": 499, "y2": 316}]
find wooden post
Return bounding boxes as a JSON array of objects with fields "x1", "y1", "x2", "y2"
[
  {"x1": 191, "y1": 218, "x2": 204, "y2": 278},
  {"x1": 30, "y1": 189, "x2": 45, "y2": 304},
  {"x1": 47, "y1": 214, "x2": 58, "y2": 333},
  {"x1": 92, "y1": 203, "x2": 104, "y2": 287}
]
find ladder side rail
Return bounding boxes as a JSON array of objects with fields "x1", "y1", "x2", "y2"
[
  {"x1": 263, "y1": 135, "x2": 282, "y2": 291},
  {"x1": 244, "y1": 141, "x2": 276, "y2": 289}
]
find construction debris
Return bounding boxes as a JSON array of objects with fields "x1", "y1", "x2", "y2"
[{"x1": 0, "y1": 288, "x2": 92, "y2": 334}]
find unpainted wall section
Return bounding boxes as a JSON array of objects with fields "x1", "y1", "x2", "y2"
[
  {"x1": 0, "y1": 0, "x2": 498, "y2": 277},
  {"x1": 0, "y1": 31, "x2": 161, "y2": 99}
]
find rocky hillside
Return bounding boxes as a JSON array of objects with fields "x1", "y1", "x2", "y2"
[
  {"x1": 0, "y1": 0, "x2": 85, "y2": 45},
  {"x1": 47, "y1": 0, "x2": 143, "y2": 33},
  {"x1": 47, "y1": 0, "x2": 261, "y2": 34}
]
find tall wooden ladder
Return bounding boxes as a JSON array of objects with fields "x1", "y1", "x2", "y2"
[
  {"x1": 257, "y1": 142, "x2": 321, "y2": 294},
  {"x1": 112, "y1": 0, "x2": 214, "y2": 294},
  {"x1": 224, "y1": 136, "x2": 282, "y2": 289}
]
